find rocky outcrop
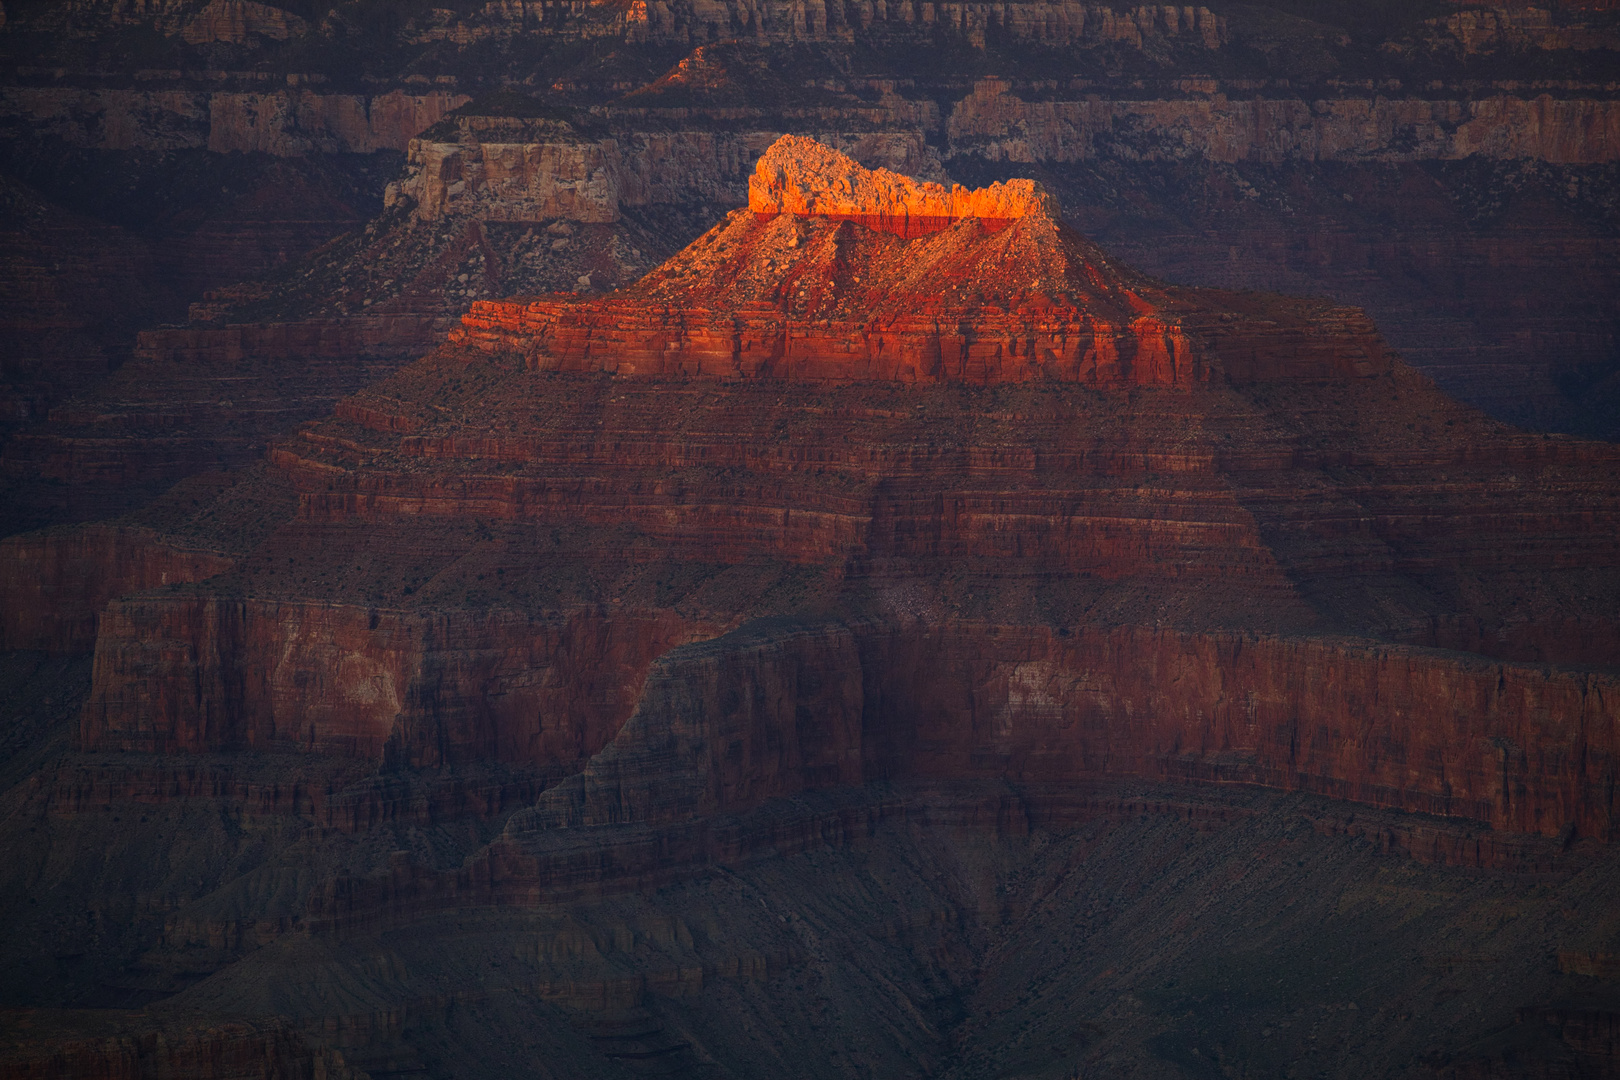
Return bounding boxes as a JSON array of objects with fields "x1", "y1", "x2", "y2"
[
  {"x1": 80, "y1": 598, "x2": 719, "y2": 765},
  {"x1": 448, "y1": 139, "x2": 1220, "y2": 385},
  {"x1": 0, "y1": 525, "x2": 234, "y2": 653},
  {"x1": 748, "y1": 133, "x2": 1056, "y2": 236},
  {"x1": 448, "y1": 139, "x2": 1400, "y2": 385},
  {"x1": 391, "y1": 126, "x2": 626, "y2": 223},
  {"x1": 0, "y1": 1013, "x2": 362, "y2": 1080},
  {"x1": 180, "y1": 0, "x2": 308, "y2": 45},
  {"x1": 503, "y1": 616, "x2": 1620, "y2": 842}
]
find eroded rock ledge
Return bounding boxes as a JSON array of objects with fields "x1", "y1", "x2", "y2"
[{"x1": 747, "y1": 133, "x2": 1058, "y2": 237}]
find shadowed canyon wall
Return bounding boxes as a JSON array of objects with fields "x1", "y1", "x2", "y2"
[{"x1": 80, "y1": 598, "x2": 719, "y2": 766}]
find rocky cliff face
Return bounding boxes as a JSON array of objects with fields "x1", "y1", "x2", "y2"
[
  {"x1": 0, "y1": 525, "x2": 235, "y2": 654},
  {"x1": 948, "y1": 80, "x2": 1620, "y2": 166},
  {"x1": 446, "y1": 139, "x2": 1390, "y2": 386},
  {"x1": 0, "y1": 86, "x2": 469, "y2": 156},
  {"x1": 0, "y1": 1013, "x2": 364, "y2": 1080},
  {"x1": 747, "y1": 133, "x2": 1055, "y2": 232},
  {"x1": 502, "y1": 617, "x2": 1620, "y2": 841},
  {"x1": 80, "y1": 598, "x2": 717, "y2": 766}
]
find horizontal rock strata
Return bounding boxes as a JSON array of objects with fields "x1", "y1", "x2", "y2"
[
  {"x1": 747, "y1": 133, "x2": 1057, "y2": 236},
  {"x1": 81, "y1": 599, "x2": 719, "y2": 766},
  {"x1": 498, "y1": 618, "x2": 1620, "y2": 841}
]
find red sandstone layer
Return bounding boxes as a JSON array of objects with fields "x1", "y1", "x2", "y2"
[
  {"x1": 0, "y1": 524, "x2": 235, "y2": 653},
  {"x1": 508, "y1": 619, "x2": 1620, "y2": 841},
  {"x1": 453, "y1": 208, "x2": 1212, "y2": 386},
  {"x1": 80, "y1": 598, "x2": 720, "y2": 766}
]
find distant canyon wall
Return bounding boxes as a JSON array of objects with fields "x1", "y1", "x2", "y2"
[
  {"x1": 43, "y1": 0, "x2": 1226, "y2": 49},
  {"x1": 5, "y1": 80, "x2": 1618, "y2": 172},
  {"x1": 389, "y1": 126, "x2": 947, "y2": 222},
  {"x1": 616, "y1": 0, "x2": 1226, "y2": 47},
  {"x1": 951, "y1": 82, "x2": 1620, "y2": 166},
  {"x1": 391, "y1": 88, "x2": 1620, "y2": 226},
  {"x1": 522, "y1": 618, "x2": 1620, "y2": 841},
  {"x1": 0, "y1": 85, "x2": 468, "y2": 155}
]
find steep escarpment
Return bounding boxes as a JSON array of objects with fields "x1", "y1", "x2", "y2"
[
  {"x1": 498, "y1": 617, "x2": 1620, "y2": 843},
  {"x1": 80, "y1": 598, "x2": 718, "y2": 766},
  {"x1": 7, "y1": 2, "x2": 1620, "y2": 534},
  {"x1": 0, "y1": 525, "x2": 235, "y2": 654}
]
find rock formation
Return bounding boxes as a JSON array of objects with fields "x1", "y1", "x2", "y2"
[
  {"x1": 7, "y1": 1, "x2": 1620, "y2": 537},
  {"x1": 450, "y1": 141, "x2": 1407, "y2": 388},
  {"x1": 25, "y1": 137, "x2": 1618, "y2": 848},
  {"x1": 746, "y1": 134, "x2": 1057, "y2": 235},
  {"x1": 180, "y1": 0, "x2": 307, "y2": 46}
]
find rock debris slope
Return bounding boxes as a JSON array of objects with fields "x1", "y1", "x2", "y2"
[{"x1": 2, "y1": 136, "x2": 1620, "y2": 1079}]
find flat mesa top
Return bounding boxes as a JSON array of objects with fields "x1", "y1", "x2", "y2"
[{"x1": 747, "y1": 134, "x2": 1059, "y2": 233}]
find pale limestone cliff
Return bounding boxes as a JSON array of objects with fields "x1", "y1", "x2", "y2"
[{"x1": 389, "y1": 125, "x2": 627, "y2": 223}]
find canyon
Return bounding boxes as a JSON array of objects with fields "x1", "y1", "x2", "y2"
[
  {"x1": 1, "y1": 3, "x2": 1620, "y2": 1077},
  {"x1": 4, "y1": 135, "x2": 1620, "y2": 1077},
  {"x1": 1, "y1": 1, "x2": 1619, "y2": 539}
]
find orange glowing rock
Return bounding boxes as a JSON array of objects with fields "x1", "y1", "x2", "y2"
[{"x1": 746, "y1": 133, "x2": 1059, "y2": 237}]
